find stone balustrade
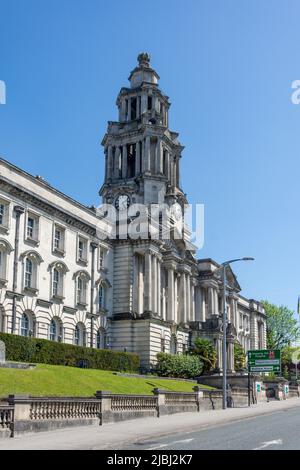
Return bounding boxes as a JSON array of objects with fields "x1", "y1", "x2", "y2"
[
  {"x1": 0, "y1": 405, "x2": 14, "y2": 438},
  {"x1": 2, "y1": 384, "x2": 298, "y2": 438}
]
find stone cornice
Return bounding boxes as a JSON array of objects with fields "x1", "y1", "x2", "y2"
[{"x1": 0, "y1": 178, "x2": 108, "y2": 239}]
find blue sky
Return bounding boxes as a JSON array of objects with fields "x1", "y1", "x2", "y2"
[{"x1": 0, "y1": 0, "x2": 299, "y2": 312}]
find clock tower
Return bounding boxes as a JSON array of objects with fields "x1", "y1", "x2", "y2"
[
  {"x1": 99, "y1": 54, "x2": 196, "y2": 367},
  {"x1": 100, "y1": 53, "x2": 187, "y2": 210}
]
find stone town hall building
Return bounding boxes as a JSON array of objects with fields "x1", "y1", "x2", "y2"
[{"x1": 0, "y1": 54, "x2": 266, "y2": 369}]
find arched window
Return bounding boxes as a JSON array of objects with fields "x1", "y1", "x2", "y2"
[
  {"x1": 97, "y1": 278, "x2": 111, "y2": 313},
  {"x1": 76, "y1": 277, "x2": 86, "y2": 304},
  {"x1": 20, "y1": 313, "x2": 29, "y2": 337},
  {"x1": 49, "y1": 319, "x2": 57, "y2": 341},
  {"x1": 20, "y1": 311, "x2": 36, "y2": 337},
  {"x1": 96, "y1": 328, "x2": 107, "y2": 349},
  {"x1": 50, "y1": 261, "x2": 68, "y2": 300},
  {"x1": 25, "y1": 258, "x2": 33, "y2": 288},
  {"x1": 74, "y1": 271, "x2": 90, "y2": 307},
  {"x1": 74, "y1": 322, "x2": 86, "y2": 347},
  {"x1": 49, "y1": 317, "x2": 62, "y2": 342},
  {"x1": 21, "y1": 251, "x2": 43, "y2": 293},
  {"x1": 53, "y1": 269, "x2": 60, "y2": 296},
  {"x1": 0, "y1": 239, "x2": 13, "y2": 284},
  {"x1": 98, "y1": 284, "x2": 106, "y2": 310}
]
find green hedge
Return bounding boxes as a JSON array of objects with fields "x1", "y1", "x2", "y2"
[
  {"x1": 155, "y1": 352, "x2": 203, "y2": 379},
  {"x1": 0, "y1": 332, "x2": 140, "y2": 372}
]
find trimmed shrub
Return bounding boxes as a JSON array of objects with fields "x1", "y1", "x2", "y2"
[
  {"x1": 155, "y1": 352, "x2": 203, "y2": 379},
  {"x1": 0, "y1": 332, "x2": 140, "y2": 372}
]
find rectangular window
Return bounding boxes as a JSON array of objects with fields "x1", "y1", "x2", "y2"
[
  {"x1": 147, "y1": 96, "x2": 152, "y2": 110},
  {"x1": 0, "y1": 204, "x2": 5, "y2": 225},
  {"x1": 25, "y1": 259, "x2": 32, "y2": 288},
  {"x1": 53, "y1": 225, "x2": 65, "y2": 253},
  {"x1": 77, "y1": 237, "x2": 87, "y2": 262},
  {"x1": 0, "y1": 201, "x2": 9, "y2": 229},
  {"x1": 27, "y1": 217, "x2": 34, "y2": 239},
  {"x1": 99, "y1": 246, "x2": 107, "y2": 270},
  {"x1": 78, "y1": 240, "x2": 84, "y2": 259},
  {"x1": 77, "y1": 278, "x2": 83, "y2": 303},
  {"x1": 53, "y1": 269, "x2": 59, "y2": 296},
  {"x1": 54, "y1": 228, "x2": 61, "y2": 249}
]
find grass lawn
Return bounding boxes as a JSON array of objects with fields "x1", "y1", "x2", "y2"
[{"x1": 0, "y1": 363, "x2": 213, "y2": 398}]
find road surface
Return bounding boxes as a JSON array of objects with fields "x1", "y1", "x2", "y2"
[{"x1": 122, "y1": 405, "x2": 300, "y2": 450}]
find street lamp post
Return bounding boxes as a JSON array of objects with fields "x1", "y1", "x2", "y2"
[{"x1": 221, "y1": 257, "x2": 254, "y2": 410}]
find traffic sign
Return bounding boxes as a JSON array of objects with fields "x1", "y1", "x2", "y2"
[{"x1": 248, "y1": 349, "x2": 281, "y2": 374}]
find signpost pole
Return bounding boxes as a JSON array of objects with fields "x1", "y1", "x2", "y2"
[{"x1": 248, "y1": 352, "x2": 251, "y2": 407}]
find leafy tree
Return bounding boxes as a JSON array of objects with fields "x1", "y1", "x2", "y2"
[
  {"x1": 262, "y1": 300, "x2": 300, "y2": 350},
  {"x1": 189, "y1": 338, "x2": 217, "y2": 374},
  {"x1": 234, "y1": 341, "x2": 246, "y2": 370}
]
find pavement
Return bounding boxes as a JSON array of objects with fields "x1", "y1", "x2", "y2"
[{"x1": 0, "y1": 398, "x2": 300, "y2": 450}]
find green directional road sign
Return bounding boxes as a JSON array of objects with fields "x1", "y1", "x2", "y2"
[{"x1": 248, "y1": 349, "x2": 281, "y2": 373}]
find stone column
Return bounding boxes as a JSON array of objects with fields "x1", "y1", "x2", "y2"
[
  {"x1": 144, "y1": 252, "x2": 152, "y2": 312},
  {"x1": 141, "y1": 94, "x2": 147, "y2": 114},
  {"x1": 208, "y1": 287, "x2": 214, "y2": 316},
  {"x1": 186, "y1": 275, "x2": 191, "y2": 322},
  {"x1": 107, "y1": 145, "x2": 113, "y2": 180},
  {"x1": 175, "y1": 157, "x2": 179, "y2": 187},
  {"x1": 214, "y1": 290, "x2": 219, "y2": 315},
  {"x1": 114, "y1": 146, "x2": 120, "y2": 179},
  {"x1": 122, "y1": 145, "x2": 127, "y2": 179},
  {"x1": 127, "y1": 98, "x2": 131, "y2": 121},
  {"x1": 174, "y1": 274, "x2": 178, "y2": 323},
  {"x1": 162, "y1": 283, "x2": 166, "y2": 321},
  {"x1": 165, "y1": 150, "x2": 170, "y2": 179},
  {"x1": 157, "y1": 259, "x2": 161, "y2": 317},
  {"x1": 152, "y1": 255, "x2": 157, "y2": 314},
  {"x1": 138, "y1": 256, "x2": 144, "y2": 314},
  {"x1": 201, "y1": 288, "x2": 206, "y2": 321},
  {"x1": 230, "y1": 297, "x2": 235, "y2": 326},
  {"x1": 191, "y1": 282, "x2": 195, "y2": 322},
  {"x1": 167, "y1": 268, "x2": 174, "y2": 322},
  {"x1": 180, "y1": 273, "x2": 187, "y2": 323},
  {"x1": 227, "y1": 341, "x2": 235, "y2": 373},
  {"x1": 194, "y1": 286, "x2": 202, "y2": 321},
  {"x1": 136, "y1": 95, "x2": 140, "y2": 118},
  {"x1": 145, "y1": 136, "x2": 151, "y2": 173},
  {"x1": 156, "y1": 138, "x2": 163, "y2": 174},
  {"x1": 135, "y1": 141, "x2": 141, "y2": 176},
  {"x1": 121, "y1": 100, "x2": 126, "y2": 121}
]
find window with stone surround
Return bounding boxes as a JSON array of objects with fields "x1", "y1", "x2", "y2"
[
  {"x1": 50, "y1": 261, "x2": 68, "y2": 300},
  {"x1": 74, "y1": 270, "x2": 90, "y2": 307},
  {"x1": 77, "y1": 236, "x2": 88, "y2": 264},
  {"x1": 74, "y1": 322, "x2": 86, "y2": 347},
  {"x1": 0, "y1": 199, "x2": 10, "y2": 232},
  {"x1": 49, "y1": 317, "x2": 63, "y2": 342},
  {"x1": 21, "y1": 251, "x2": 43, "y2": 294},
  {"x1": 0, "y1": 239, "x2": 13, "y2": 285},
  {"x1": 25, "y1": 211, "x2": 39, "y2": 244},
  {"x1": 53, "y1": 224, "x2": 65, "y2": 255}
]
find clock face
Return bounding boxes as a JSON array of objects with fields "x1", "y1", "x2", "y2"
[{"x1": 115, "y1": 194, "x2": 130, "y2": 211}]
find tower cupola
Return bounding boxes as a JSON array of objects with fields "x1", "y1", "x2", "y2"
[{"x1": 128, "y1": 53, "x2": 160, "y2": 88}]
